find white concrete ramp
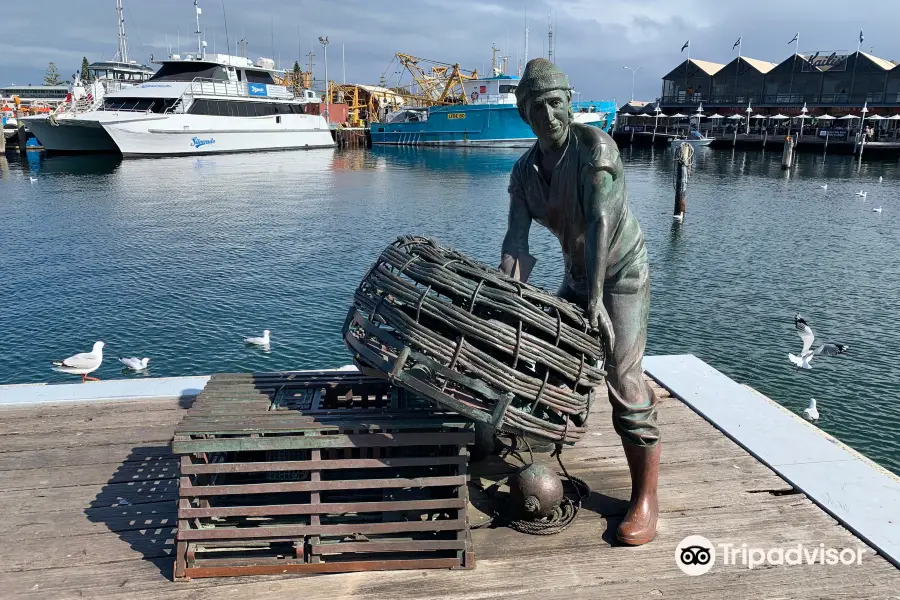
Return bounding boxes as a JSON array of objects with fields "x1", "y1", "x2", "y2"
[{"x1": 644, "y1": 354, "x2": 900, "y2": 568}]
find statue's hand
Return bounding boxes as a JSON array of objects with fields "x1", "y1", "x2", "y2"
[
  {"x1": 587, "y1": 296, "x2": 616, "y2": 352},
  {"x1": 586, "y1": 297, "x2": 603, "y2": 330}
]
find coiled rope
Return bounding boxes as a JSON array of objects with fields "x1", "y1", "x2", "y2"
[{"x1": 470, "y1": 436, "x2": 590, "y2": 535}]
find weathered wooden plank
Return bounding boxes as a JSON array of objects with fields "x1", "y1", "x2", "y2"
[
  {"x1": 171, "y1": 432, "x2": 475, "y2": 454},
  {"x1": 179, "y1": 518, "x2": 466, "y2": 541},
  {"x1": 0, "y1": 501, "x2": 176, "y2": 541},
  {"x1": 0, "y1": 425, "x2": 177, "y2": 453},
  {"x1": 0, "y1": 443, "x2": 172, "y2": 471},
  {"x1": 182, "y1": 455, "x2": 467, "y2": 475},
  {"x1": 180, "y1": 498, "x2": 466, "y2": 519},
  {"x1": 181, "y1": 475, "x2": 468, "y2": 497},
  {"x1": 0, "y1": 477, "x2": 178, "y2": 515},
  {"x1": 0, "y1": 458, "x2": 178, "y2": 491}
]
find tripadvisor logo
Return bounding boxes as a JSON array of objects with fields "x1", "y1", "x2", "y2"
[{"x1": 675, "y1": 535, "x2": 867, "y2": 576}]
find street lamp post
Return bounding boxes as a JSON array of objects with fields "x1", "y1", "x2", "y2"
[
  {"x1": 623, "y1": 65, "x2": 641, "y2": 102},
  {"x1": 799, "y1": 102, "x2": 808, "y2": 139},
  {"x1": 653, "y1": 104, "x2": 662, "y2": 143},
  {"x1": 318, "y1": 36, "x2": 330, "y2": 123},
  {"x1": 745, "y1": 101, "x2": 752, "y2": 136}
]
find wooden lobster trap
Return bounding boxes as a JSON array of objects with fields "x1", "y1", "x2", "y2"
[
  {"x1": 172, "y1": 371, "x2": 475, "y2": 580},
  {"x1": 344, "y1": 236, "x2": 607, "y2": 446}
]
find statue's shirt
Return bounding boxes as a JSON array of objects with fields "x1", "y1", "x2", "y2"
[{"x1": 506, "y1": 124, "x2": 646, "y2": 299}]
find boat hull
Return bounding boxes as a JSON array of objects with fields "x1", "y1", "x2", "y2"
[
  {"x1": 24, "y1": 116, "x2": 119, "y2": 153},
  {"x1": 669, "y1": 138, "x2": 713, "y2": 147},
  {"x1": 370, "y1": 102, "x2": 615, "y2": 147},
  {"x1": 99, "y1": 113, "x2": 335, "y2": 157}
]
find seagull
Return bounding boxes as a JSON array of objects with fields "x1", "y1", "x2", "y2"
[
  {"x1": 879, "y1": 176, "x2": 883, "y2": 183},
  {"x1": 673, "y1": 213, "x2": 684, "y2": 222},
  {"x1": 803, "y1": 398, "x2": 819, "y2": 421},
  {"x1": 820, "y1": 184, "x2": 828, "y2": 191},
  {"x1": 788, "y1": 314, "x2": 849, "y2": 369},
  {"x1": 29, "y1": 176, "x2": 37, "y2": 183},
  {"x1": 244, "y1": 330, "x2": 271, "y2": 346},
  {"x1": 873, "y1": 206, "x2": 883, "y2": 213},
  {"x1": 119, "y1": 357, "x2": 151, "y2": 371},
  {"x1": 52, "y1": 341, "x2": 104, "y2": 382},
  {"x1": 856, "y1": 190, "x2": 867, "y2": 199}
]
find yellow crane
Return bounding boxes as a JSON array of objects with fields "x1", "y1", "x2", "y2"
[{"x1": 394, "y1": 53, "x2": 478, "y2": 106}]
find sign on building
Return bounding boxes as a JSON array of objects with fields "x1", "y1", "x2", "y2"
[{"x1": 802, "y1": 51, "x2": 850, "y2": 72}]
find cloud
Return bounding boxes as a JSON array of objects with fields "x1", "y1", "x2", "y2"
[{"x1": 0, "y1": 0, "x2": 897, "y2": 103}]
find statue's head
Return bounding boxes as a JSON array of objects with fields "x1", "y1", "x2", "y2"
[{"x1": 515, "y1": 58, "x2": 573, "y2": 150}]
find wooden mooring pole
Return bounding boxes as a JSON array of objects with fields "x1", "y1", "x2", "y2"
[
  {"x1": 732, "y1": 128, "x2": 737, "y2": 147},
  {"x1": 673, "y1": 142, "x2": 691, "y2": 220},
  {"x1": 15, "y1": 110, "x2": 27, "y2": 155},
  {"x1": 762, "y1": 130, "x2": 768, "y2": 149},
  {"x1": 781, "y1": 136, "x2": 794, "y2": 170},
  {"x1": 824, "y1": 131, "x2": 829, "y2": 156},
  {"x1": 0, "y1": 128, "x2": 6, "y2": 154}
]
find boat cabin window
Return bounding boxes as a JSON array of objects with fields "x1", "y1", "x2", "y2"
[
  {"x1": 244, "y1": 70, "x2": 276, "y2": 84},
  {"x1": 103, "y1": 97, "x2": 178, "y2": 113},
  {"x1": 499, "y1": 84, "x2": 517, "y2": 94},
  {"x1": 188, "y1": 99, "x2": 306, "y2": 116},
  {"x1": 148, "y1": 62, "x2": 229, "y2": 82}
]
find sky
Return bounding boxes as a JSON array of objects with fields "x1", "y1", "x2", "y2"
[{"x1": 1, "y1": 0, "x2": 898, "y2": 103}]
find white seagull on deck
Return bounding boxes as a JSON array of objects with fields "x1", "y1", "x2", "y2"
[
  {"x1": 873, "y1": 206, "x2": 883, "y2": 213},
  {"x1": 856, "y1": 190, "x2": 867, "y2": 199},
  {"x1": 244, "y1": 330, "x2": 271, "y2": 346},
  {"x1": 789, "y1": 314, "x2": 849, "y2": 369},
  {"x1": 803, "y1": 398, "x2": 819, "y2": 421},
  {"x1": 52, "y1": 341, "x2": 104, "y2": 382},
  {"x1": 119, "y1": 357, "x2": 151, "y2": 371},
  {"x1": 820, "y1": 184, "x2": 828, "y2": 191}
]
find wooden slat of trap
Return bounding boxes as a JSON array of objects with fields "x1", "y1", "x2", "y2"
[
  {"x1": 180, "y1": 454, "x2": 466, "y2": 475},
  {"x1": 173, "y1": 432, "x2": 473, "y2": 454}
]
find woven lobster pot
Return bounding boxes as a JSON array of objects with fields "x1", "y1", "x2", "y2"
[{"x1": 343, "y1": 236, "x2": 607, "y2": 445}]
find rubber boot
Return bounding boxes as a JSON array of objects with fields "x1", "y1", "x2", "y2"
[{"x1": 616, "y1": 441, "x2": 661, "y2": 545}]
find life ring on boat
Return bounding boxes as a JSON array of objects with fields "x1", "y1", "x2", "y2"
[{"x1": 470, "y1": 91, "x2": 479, "y2": 102}]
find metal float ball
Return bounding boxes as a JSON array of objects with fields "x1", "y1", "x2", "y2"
[{"x1": 509, "y1": 463, "x2": 564, "y2": 519}]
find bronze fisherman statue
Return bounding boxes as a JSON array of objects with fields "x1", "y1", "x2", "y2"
[{"x1": 500, "y1": 58, "x2": 660, "y2": 545}]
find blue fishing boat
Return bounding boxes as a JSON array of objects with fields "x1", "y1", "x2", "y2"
[{"x1": 370, "y1": 73, "x2": 615, "y2": 147}]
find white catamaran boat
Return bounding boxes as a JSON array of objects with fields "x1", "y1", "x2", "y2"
[
  {"x1": 30, "y1": 1, "x2": 334, "y2": 157},
  {"x1": 23, "y1": 0, "x2": 155, "y2": 153}
]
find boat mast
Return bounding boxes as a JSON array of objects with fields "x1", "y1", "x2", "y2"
[
  {"x1": 523, "y1": 0, "x2": 529, "y2": 66},
  {"x1": 194, "y1": 0, "x2": 203, "y2": 58},
  {"x1": 116, "y1": 0, "x2": 128, "y2": 63}
]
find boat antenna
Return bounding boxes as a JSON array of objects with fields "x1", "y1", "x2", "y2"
[
  {"x1": 547, "y1": 16, "x2": 552, "y2": 63},
  {"x1": 116, "y1": 0, "x2": 128, "y2": 63},
  {"x1": 221, "y1": 0, "x2": 231, "y2": 56},
  {"x1": 194, "y1": 0, "x2": 203, "y2": 58},
  {"x1": 523, "y1": 0, "x2": 529, "y2": 65}
]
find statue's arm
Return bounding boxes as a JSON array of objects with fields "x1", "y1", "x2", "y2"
[
  {"x1": 583, "y1": 153, "x2": 622, "y2": 348},
  {"x1": 500, "y1": 166, "x2": 535, "y2": 281}
]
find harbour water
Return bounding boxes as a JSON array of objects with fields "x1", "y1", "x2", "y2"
[{"x1": 1, "y1": 146, "x2": 897, "y2": 475}]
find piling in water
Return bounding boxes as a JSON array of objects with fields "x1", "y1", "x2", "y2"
[
  {"x1": 673, "y1": 142, "x2": 692, "y2": 220},
  {"x1": 763, "y1": 130, "x2": 768, "y2": 149},
  {"x1": 781, "y1": 136, "x2": 794, "y2": 170},
  {"x1": 732, "y1": 128, "x2": 737, "y2": 147},
  {"x1": 0, "y1": 128, "x2": 5, "y2": 153}
]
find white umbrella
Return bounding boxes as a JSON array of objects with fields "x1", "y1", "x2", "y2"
[
  {"x1": 887, "y1": 114, "x2": 900, "y2": 120},
  {"x1": 727, "y1": 114, "x2": 744, "y2": 120},
  {"x1": 838, "y1": 114, "x2": 860, "y2": 120},
  {"x1": 816, "y1": 114, "x2": 836, "y2": 121},
  {"x1": 866, "y1": 114, "x2": 887, "y2": 121},
  {"x1": 670, "y1": 113, "x2": 687, "y2": 118},
  {"x1": 752, "y1": 114, "x2": 768, "y2": 119},
  {"x1": 769, "y1": 114, "x2": 789, "y2": 120},
  {"x1": 708, "y1": 113, "x2": 725, "y2": 119}
]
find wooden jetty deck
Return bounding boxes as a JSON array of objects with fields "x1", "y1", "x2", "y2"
[{"x1": 1, "y1": 365, "x2": 899, "y2": 599}]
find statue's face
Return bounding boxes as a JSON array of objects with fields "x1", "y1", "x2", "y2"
[{"x1": 524, "y1": 89, "x2": 571, "y2": 149}]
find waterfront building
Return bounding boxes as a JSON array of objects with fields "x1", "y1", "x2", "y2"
[
  {"x1": 0, "y1": 84, "x2": 70, "y2": 107},
  {"x1": 659, "y1": 51, "x2": 900, "y2": 115}
]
